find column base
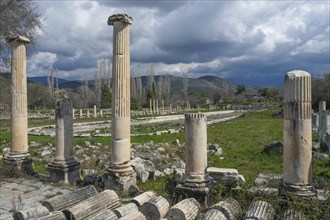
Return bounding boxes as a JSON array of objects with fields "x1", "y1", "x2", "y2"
[
  {"x1": 3, "y1": 152, "x2": 36, "y2": 175},
  {"x1": 279, "y1": 181, "x2": 317, "y2": 197},
  {"x1": 176, "y1": 174, "x2": 213, "y2": 205},
  {"x1": 47, "y1": 158, "x2": 81, "y2": 184},
  {"x1": 104, "y1": 162, "x2": 137, "y2": 191}
]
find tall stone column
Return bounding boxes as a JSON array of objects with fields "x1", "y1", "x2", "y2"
[
  {"x1": 93, "y1": 105, "x2": 97, "y2": 118},
  {"x1": 281, "y1": 70, "x2": 315, "y2": 196},
  {"x1": 106, "y1": 14, "x2": 136, "y2": 190},
  {"x1": 177, "y1": 113, "x2": 211, "y2": 202},
  {"x1": 318, "y1": 101, "x2": 327, "y2": 140},
  {"x1": 47, "y1": 95, "x2": 81, "y2": 184},
  {"x1": 4, "y1": 35, "x2": 34, "y2": 174}
]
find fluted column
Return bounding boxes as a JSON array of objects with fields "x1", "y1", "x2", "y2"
[
  {"x1": 282, "y1": 70, "x2": 315, "y2": 196},
  {"x1": 4, "y1": 35, "x2": 34, "y2": 173},
  {"x1": 177, "y1": 113, "x2": 212, "y2": 202},
  {"x1": 184, "y1": 113, "x2": 211, "y2": 188},
  {"x1": 106, "y1": 14, "x2": 136, "y2": 190}
]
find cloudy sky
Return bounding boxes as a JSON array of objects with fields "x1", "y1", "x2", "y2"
[{"x1": 27, "y1": 0, "x2": 329, "y2": 87}]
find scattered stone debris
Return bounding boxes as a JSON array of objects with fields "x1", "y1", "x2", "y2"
[{"x1": 264, "y1": 141, "x2": 283, "y2": 153}]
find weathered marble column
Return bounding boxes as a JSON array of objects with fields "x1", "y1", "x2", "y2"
[
  {"x1": 93, "y1": 105, "x2": 97, "y2": 117},
  {"x1": 79, "y1": 109, "x2": 83, "y2": 118},
  {"x1": 47, "y1": 95, "x2": 81, "y2": 184},
  {"x1": 318, "y1": 101, "x2": 326, "y2": 139},
  {"x1": 149, "y1": 99, "x2": 152, "y2": 114},
  {"x1": 153, "y1": 99, "x2": 156, "y2": 114},
  {"x1": 177, "y1": 113, "x2": 212, "y2": 201},
  {"x1": 4, "y1": 35, "x2": 34, "y2": 174},
  {"x1": 105, "y1": 14, "x2": 136, "y2": 190},
  {"x1": 281, "y1": 70, "x2": 315, "y2": 196}
]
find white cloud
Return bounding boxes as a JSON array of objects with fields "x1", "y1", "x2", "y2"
[{"x1": 25, "y1": 0, "x2": 329, "y2": 86}]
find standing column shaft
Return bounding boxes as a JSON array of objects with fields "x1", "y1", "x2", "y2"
[
  {"x1": 7, "y1": 35, "x2": 30, "y2": 155},
  {"x1": 55, "y1": 96, "x2": 74, "y2": 161},
  {"x1": 93, "y1": 105, "x2": 97, "y2": 117},
  {"x1": 318, "y1": 101, "x2": 326, "y2": 139},
  {"x1": 48, "y1": 95, "x2": 80, "y2": 184},
  {"x1": 282, "y1": 70, "x2": 314, "y2": 195},
  {"x1": 185, "y1": 113, "x2": 208, "y2": 177},
  {"x1": 108, "y1": 14, "x2": 134, "y2": 173}
]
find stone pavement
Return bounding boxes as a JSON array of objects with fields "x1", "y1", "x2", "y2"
[{"x1": 0, "y1": 177, "x2": 72, "y2": 219}]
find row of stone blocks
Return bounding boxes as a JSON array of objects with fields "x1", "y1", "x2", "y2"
[{"x1": 11, "y1": 185, "x2": 307, "y2": 220}]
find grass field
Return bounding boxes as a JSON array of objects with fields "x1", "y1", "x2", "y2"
[{"x1": 1, "y1": 110, "x2": 329, "y2": 186}]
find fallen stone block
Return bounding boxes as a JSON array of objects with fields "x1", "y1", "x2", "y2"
[
  {"x1": 166, "y1": 198, "x2": 200, "y2": 220},
  {"x1": 119, "y1": 210, "x2": 146, "y2": 220},
  {"x1": 42, "y1": 185, "x2": 98, "y2": 211},
  {"x1": 140, "y1": 196, "x2": 170, "y2": 220},
  {"x1": 63, "y1": 189, "x2": 120, "y2": 220},
  {"x1": 202, "y1": 209, "x2": 227, "y2": 220},
  {"x1": 113, "y1": 203, "x2": 138, "y2": 218},
  {"x1": 243, "y1": 200, "x2": 275, "y2": 220},
  {"x1": 282, "y1": 209, "x2": 306, "y2": 220},
  {"x1": 13, "y1": 205, "x2": 50, "y2": 220},
  {"x1": 84, "y1": 209, "x2": 118, "y2": 220},
  {"x1": 131, "y1": 191, "x2": 157, "y2": 207},
  {"x1": 35, "y1": 211, "x2": 66, "y2": 220},
  {"x1": 211, "y1": 198, "x2": 241, "y2": 220}
]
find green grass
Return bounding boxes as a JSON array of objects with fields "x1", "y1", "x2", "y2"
[
  {"x1": 207, "y1": 111, "x2": 283, "y2": 181},
  {"x1": 1, "y1": 110, "x2": 329, "y2": 187}
]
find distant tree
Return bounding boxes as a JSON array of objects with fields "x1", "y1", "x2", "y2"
[
  {"x1": 212, "y1": 92, "x2": 222, "y2": 104},
  {"x1": 235, "y1": 84, "x2": 246, "y2": 95},
  {"x1": 100, "y1": 86, "x2": 111, "y2": 108},
  {"x1": 131, "y1": 97, "x2": 139, "y2": 110},
  {"x1": 0, "y1": 0, "x2": 44, "y2": 68},
  {"x1": 312, "y1": 72, "x2": 330, "y2": 110},
  {"x1": 259, "y1": 87, "x2": 282, "y2": 101},
  {"x1": 182, "y1": 71, "x2": 188, "y2": 102},
  {"x1": 146, "y1": 66, "x2": 156, "y2": 105}
]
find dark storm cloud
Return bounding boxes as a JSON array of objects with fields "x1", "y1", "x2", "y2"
[{"x1": 27, "y1": 1, "x2": 329, "y2": 86}]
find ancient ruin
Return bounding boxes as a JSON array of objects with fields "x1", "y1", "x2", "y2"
[
  {"x1": 281, "y1": 70, "x2": 315, "y2": 196},
  {"x1": 47, "y1": 95, "x2": 81, "y2": 184},
  {"x1": 177, "y1": 113, "x2": 212, "y2": 201},
  {"x1": 3, "y1": 35, "x2": 34, "y2": 174},
  {"x1": 105, "y1": 13, "x2": 137, "y2": 190}
]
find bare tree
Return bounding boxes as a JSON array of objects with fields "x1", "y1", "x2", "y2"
[
  {"x1": 0, "y1": 0, "x2": 44, "y2": 69},
  {"x1": 182, "y1": 71, "x2": 188, "y2": 102},
  {"x1": 163, "y1": 74, "x2": 171, "y2": 105},
  {"x1": 94, "y1": 70, "x2": 101, "y2": 107}
]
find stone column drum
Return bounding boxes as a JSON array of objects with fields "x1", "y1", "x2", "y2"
[
  {"x1": 47, "y1": 95, "x2": 81, "y2": 184},
  {"x1": 282, "y1": 70, "x2": 315, "y2": 196},
  {"x1": 93, "y1": 105, "x2": 97, "y2": 117},
  {"x1": 106, "y1": 14, "x2": 136, "y2": 190},
  {"x1": 4, "y1": 35, "x2": 34, "y2": 174},
  {"x1": 177, "y1": 113, "x2": 212, "y2": 200}
]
